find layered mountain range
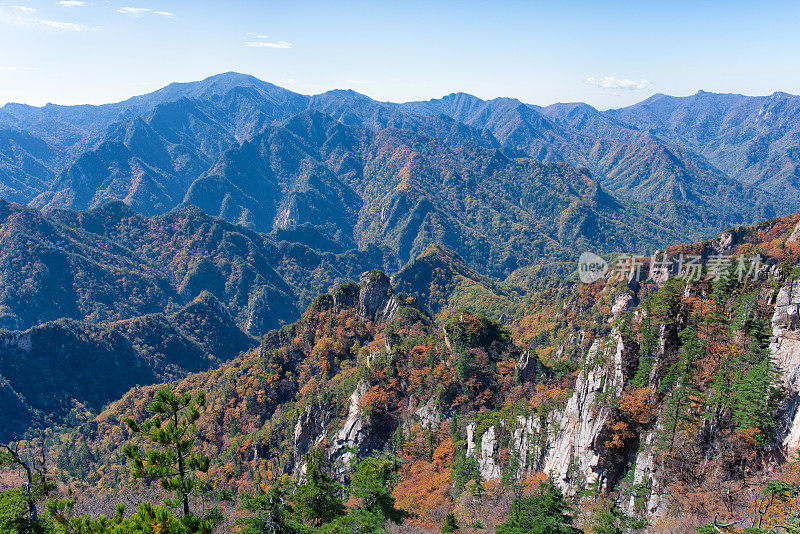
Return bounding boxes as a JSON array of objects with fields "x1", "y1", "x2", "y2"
[
  {"x1": 2, "y1": 73, "x2": 798, "y2": 277},
  {"x1": 3, "y1": 74, "x2": 800, "y2": 531},
  {"x1": 2, "y1": 72, "x2": 800, "y2": 443}
]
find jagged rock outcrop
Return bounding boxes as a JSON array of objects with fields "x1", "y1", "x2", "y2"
[
  {"x1": 330, "y1": 381, "x2": 369, "y2": 476},
  {"x1": 332, "y1": 282, "x2": 360, "y2": 311},
  {"x1": 466, "y1": 424, "x2": 503, "y2": 481},
  {"x1": 413, "y1": 397, "x2": 444, "y2": 430},
  {"x1": 293, "y1": 404, "x2": 327, "y2": 471},
  {"x1": 479, "y1": 426, "x2": 502, "y2": 480},
  {"x1": 466, "y1": 417, "x2": 546, "y2": 481},
  {"x1": 358, "y1": 271, "x2": 399, "y2": 320},
  {"x1": 512, "y1": 415, "x2": 543, "y2": 475},
  {"x1": 289, "y1": 381, "x2": 374, "y2": 479},
  {"x1": 0, "y1": 330, "x2": 32, "y2": 353},
  {"x1": 627, "y1": 429, "x2": 664, "y2": 516},
  {"x1": 542, "y1": 333, "x2": 626, "y2": 491},
  {"x1": 516, "y1": 350, "x2": 538, "y2": 382},
  {"x1": 461, "y1": 290, "x2": 642, "y2": 488},
  {"x1": 772, "y1": 280, "x2": 800, "y2": 455},
  {"x1": 611, "y1": 293, "x2": 634, "y2": 317},
  {"x1": 788, "y1": 222, "x2": 800, "y2": 243},
  {"x1": 466, "y1": 423, "x2": 477, "y2": 458}
]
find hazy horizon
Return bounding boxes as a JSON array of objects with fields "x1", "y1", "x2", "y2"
[
  {"x1": 2, "y1": 0, "x2": 799, "y2": 109},
  {"x1": 2, "y1": 70, "x2": 798, "y2": 113}
]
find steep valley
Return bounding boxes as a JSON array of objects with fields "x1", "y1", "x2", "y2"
[
  {"x1": 34, "y1": 214, "x2": 800, "y2": 532},
  {"x1": 3, "y1": 74, "x2": 800, "y2": 533}
]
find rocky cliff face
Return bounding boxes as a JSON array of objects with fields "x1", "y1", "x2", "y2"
[
  {"x1": 772, "y1": 280, "x2": 800, "y2": 456},
  {"x1": 461, "y1": 289, "x2": 638, "y2": 487},
  {"x1": 358, "y1": 270, "x2": 399, "y2": 320},
  {"x1": 247, "y1": 260, "x2": 800, "y2": 521},
  {"x1": 285, "y1": 271, "x2": 402, "y2": 480},
  {"x1": 329, "y1": 381, "x2": 369, "y2": 476},
  {"x1": 457, "y1": 273, "x2": 800, "y2": 519},
  {"x1": 463, "y1": 329, "x2": 641, "y2": 492},
  {"x1": 542, "y1": 333, "x2": 627, "y2": 490}
]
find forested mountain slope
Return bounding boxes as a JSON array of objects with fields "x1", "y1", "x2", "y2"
[
  {"x1": 2, "y1": 73, "x2": 797, "y2": 269},
  {"x1": 0, "y1": 200, "x2": 398, "y2": 439},
  {"x1": 0, "y1": 291, "x2": 256, "y2": 441},
  {"x1": 44, "y1": 214, "x2": 800, "y2": 532},
  {"x1": 0, "y1": 200, "x2": 397, "y2": 335}
]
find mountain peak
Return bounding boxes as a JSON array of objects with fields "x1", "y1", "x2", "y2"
[{"x1": 125, "y1": 72, "x2": 294, "y2": 107}]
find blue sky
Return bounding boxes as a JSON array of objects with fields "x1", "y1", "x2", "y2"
[{"x1": 1, "y1": 0, "x2": 799, "y2": 109}]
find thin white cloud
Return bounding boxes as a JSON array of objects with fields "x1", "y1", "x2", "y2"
[
  {"x1": 117, "y1": 6, "x2": 149, "y2": 15},
  {"x1": 585, "y1": 76, "x2": 651, "y2": 90},
  {"x1": 12, "y1": 5, "x2": 36, "y2": 11},
  {"x1": 39, "y1": 19, "x2": 86, "y2": 30},
  {"x1": 0, "y1": 6, "x2": 91, "y2": 30},
  {"x1": 57, "y1": 1, "x2": 86, "y2": 6},
  {"x1": 117, "y1": 7, "x2": 174, "y2": 17},
  {"x1": 245, "y1": 40, "x2": 292, "y2": 49},
  {"x1": 0, "y1": 65, "x2": 20, "y2": 72}
]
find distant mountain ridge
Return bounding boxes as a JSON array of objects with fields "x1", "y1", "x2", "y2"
[
  {"x1": 607, "y1": 90, "x2": 800, "y2": 198},
  {"x1": 1, "y1": 73, "x2": 798, "y2": 275},
  {"x1": 0, "y1": 290, "x2": 258, "y2": 440},
  {"x1": 0, "y1": 199, "x2": 398, "y2": 335}
]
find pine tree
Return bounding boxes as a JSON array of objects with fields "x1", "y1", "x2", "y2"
[
  {"x1": 291, "y1": 449, "x2": 346, "y2": 527},
  {"x1": 441, "y1": 513, "x2": 460, "y2": 533},
  {"x1": 496, "y1": 478, "x2": 583, "y2": 534},
  {"x1": 0, "y1": 438, "x2": 55, "y2": 533},
  {"x1": 348, "y1": 455, "x2": 409, "y2": 525},
  {"x1": 123, "y1": 387, "x2": 211, "y2": 520},
  {"x1": 659, "y1": 325, "x2": 703, "y2": 451},
  {"x1": 732, "y1": 356, "x2": 780, "y2": 444},
  {"x1": 235, "y1": 476, "x2": 304, "y2": 534}
]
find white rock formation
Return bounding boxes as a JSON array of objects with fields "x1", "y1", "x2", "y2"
[
  {"x1": 788, "y1": 221, "x2": 800, "y2": 243},
  {"x1": 771, "y1": 281, "x2": 800, "y2": 456},
  {"x1": 512, "y1": 415, "x2": 541, "y2": 475},
  {"x1": 414, "y1": 397, "x2": 443, "y2": 430},
  {"x1": 293, "y1": 404, "x2": 326, "y2": 470},
  {"x1": 466, "y1": 423, "x2": 477, "y2": 458},
  {"x1": 0, "y1": 330, "x2": 32, "y2": 352},
  {"x1": 330, "y1": 381, "x2": 369, "y2": 474},
  {"x1": 627, "y1": 429, "x2": 664, "y2": 516},
  {"x1": 478, "y1": 425, "x2": 502, "y2": 480},
  {"x1": 542, "y1": 333, "x2": 626, "y2": 491}
]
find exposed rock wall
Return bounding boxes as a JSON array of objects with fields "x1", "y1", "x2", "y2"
[
  {"x1": 292, "y1": 404, "x2": 327, "y2": 471},
  {"x1": 290, "y1": 381, "x2": 374, "y2": 480},
  {"x1": 459, "y1": 279, "x2": 800, "y2": 518},
  {"x1": 359, "y1": 271, "x2": 398, "y2": 320},
  {"x1": 463, "y1": 333, "x2": 629, "y2": 487},
  {"x1": 542, "y1": 333, "x2": 626, "y2": 491},
  {"x1": 330, "y1": 380, "x2": 369, "y2": 476},
  {"x1": 771, "y1": 281, "x2": 800, "y2": 456},
  {"x1": 280, "y1": 274, "x2": 800, "y2": 519},
  {"x1": 627, "y1": 429, "x2": 664, "y2": 516}
]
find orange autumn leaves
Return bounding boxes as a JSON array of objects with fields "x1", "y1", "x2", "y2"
[{"x1": 394, "y1": 426, "x2": 455, "y2": 529}]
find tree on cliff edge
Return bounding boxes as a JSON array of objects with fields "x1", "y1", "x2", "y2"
[{"x1": 496, "y1": 477, "x2": 583, "y2": 534}]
